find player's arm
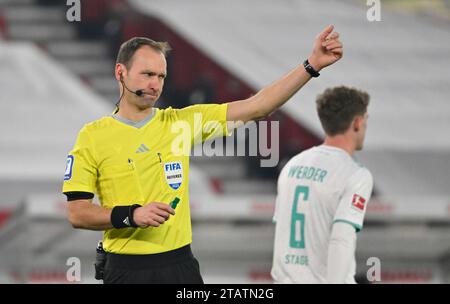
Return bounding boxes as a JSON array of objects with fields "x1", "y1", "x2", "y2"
[
  {"x1": 67, "y1": 197, "x2": 175, "y2": 231},
  {"x1": 226, "y1": 25, "x2": 343, "y2": 125},
  {"x1": 329, "y1": 168, "x2": 374, "y2": 283},
  {"x1": 327, "y1": 222, "x2": 357, "y2": 283}
]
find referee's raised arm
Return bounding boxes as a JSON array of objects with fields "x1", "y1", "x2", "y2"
[{"x1": 226, "y1": 25, "x2": 343, "y2": 126}]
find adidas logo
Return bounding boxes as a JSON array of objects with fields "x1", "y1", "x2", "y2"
[
  {"x1": 123, "y1": 217, "x2": 130, "y2": 226},
  {"x1": 136, "y1": 144, "x2": 150, "y2": 153}
]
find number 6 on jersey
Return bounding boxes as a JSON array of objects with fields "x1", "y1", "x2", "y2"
[{"x1": 290, "y1": 185, "x2": 309, "y2": 249}]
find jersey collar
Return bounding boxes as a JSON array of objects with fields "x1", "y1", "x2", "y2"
[{"x1": 111, "y1": 108, "x2": 157, "y2": 129}]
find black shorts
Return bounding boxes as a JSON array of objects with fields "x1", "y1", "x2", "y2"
[{"x1": 103, "y1": 244, "x2": 204, "y2": 284}]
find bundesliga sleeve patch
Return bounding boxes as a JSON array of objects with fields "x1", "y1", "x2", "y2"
[
  {"x1": 351, "y1": 194, "x2": 366, "y2": 211},
  {"x1": 64, "y1": 155, "x2": 74, "y2": 181}
]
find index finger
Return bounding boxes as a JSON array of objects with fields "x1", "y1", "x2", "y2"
[
  {"x1": 317, "y1": 24, "x2": 334, "y2": 41},
  {"x1": 153, "y1": 202, "x2": 176, "y2": 214}
]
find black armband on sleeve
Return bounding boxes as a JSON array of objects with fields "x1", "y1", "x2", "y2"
[
  {"x1": 64, "y1": 191, "x2": 94, "y2": 201},
  {"x1": 110, "y1": 204, "x2": 141, "y2": 229}
]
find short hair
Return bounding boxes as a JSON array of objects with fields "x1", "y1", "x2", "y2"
[
  {"x1": 115, "y1": 37, "x2": 172, "y2": 69},
  {"x1": 316, "y1": 86, "x2": 370, "y2": 136}
]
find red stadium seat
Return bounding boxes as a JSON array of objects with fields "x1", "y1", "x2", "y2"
[
  {"x1": 0, "y1": 210, "x2": 12, "y2": 228},
  {"x1": 0, "y1": 11, "x2": 7, "y2": 39}
]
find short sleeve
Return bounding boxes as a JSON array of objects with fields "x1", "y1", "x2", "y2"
[
  {"x1": 272, "y1": 162, "x2": 289, "y2": 223},
  {"x1": 333, "y1": 168, "x2": 373, "y2": 232},
  {"x1": 62, "y1": 127, "x2": 97, "y2": 195},
  {"x1": 177, "y1": 104, "x2": 229, "y2": 146}
]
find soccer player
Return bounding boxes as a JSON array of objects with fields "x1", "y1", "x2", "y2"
[
  {"x1": 271, "y1": 86, "x2": 373, "y2": 284},
  {"x1": 63, "y1": 25, "x2": 343, "y2": 284}
]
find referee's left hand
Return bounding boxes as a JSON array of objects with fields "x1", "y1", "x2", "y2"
[{"x1": 308, "y1": 25, "x2": 343, "y2": 72}]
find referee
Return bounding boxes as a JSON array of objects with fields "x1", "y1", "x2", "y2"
[{"x1": 63, "y1": 25, "x2": 343, "y2": 284}]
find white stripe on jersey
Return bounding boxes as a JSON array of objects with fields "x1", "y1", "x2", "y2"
[{"x1": 271, "y1": 145, "x2": 373, "y2": 284}]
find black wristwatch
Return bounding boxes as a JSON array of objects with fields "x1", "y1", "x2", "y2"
[{"x1": 303, "y1": 59, "x2": 320, "y2": 78}]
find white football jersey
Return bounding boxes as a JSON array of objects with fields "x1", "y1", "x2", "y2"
[{"x1": 271, "y1": 145, "x2": 373, "y2": 284}]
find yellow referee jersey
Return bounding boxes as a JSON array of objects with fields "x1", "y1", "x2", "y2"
[{"x1": 62, "y1": 104, "x2": 229, "y2": 254}]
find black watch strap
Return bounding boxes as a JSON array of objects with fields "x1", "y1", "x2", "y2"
[{"x1": 303, "y1": 59, "x2": 320, "y2": 78}]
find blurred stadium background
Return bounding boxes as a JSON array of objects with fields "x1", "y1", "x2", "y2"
[{"x1": 0, "y1": 0, "x2": 449, "y2": 283}]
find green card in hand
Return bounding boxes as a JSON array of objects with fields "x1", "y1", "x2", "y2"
[{"x1": 170, "y1": 197, "x2": 180, "y2": 209}]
